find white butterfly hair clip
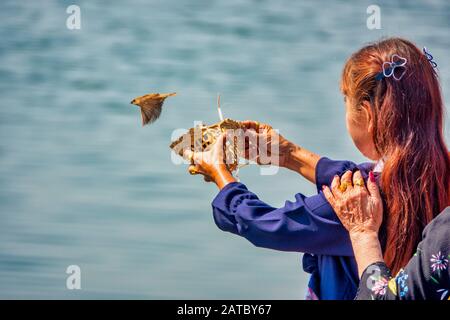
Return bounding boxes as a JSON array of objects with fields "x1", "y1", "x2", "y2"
[{"x1": 375, "y1": 54, "x2": 408, "y2": 81}]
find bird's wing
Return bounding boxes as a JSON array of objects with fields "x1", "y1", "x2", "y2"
[{"x1": 130, "y1": 92, "x2": 176, "y2": 126}]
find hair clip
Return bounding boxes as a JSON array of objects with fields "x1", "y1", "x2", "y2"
[
  {"x1": 423, "y1": 47, "x2": 437, "y2": 68},
  {"x1": 375, "y1": 54, "x2": 407, "y2": 81}
]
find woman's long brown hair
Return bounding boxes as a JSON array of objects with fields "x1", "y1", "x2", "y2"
[{"x1": 341, "y1": 38, "x2": 450, "y2": 275}]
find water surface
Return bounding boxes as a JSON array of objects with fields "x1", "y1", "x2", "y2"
[{"x1": 0, "y1": 0, "x2": 449, "y2": 299}]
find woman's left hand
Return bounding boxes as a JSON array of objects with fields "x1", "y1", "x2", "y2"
[
  {"x1": 322, "y1": 170, "x2": 384, "y2": 277},
  {"x1": 322, "y1": 170, "x2": 383, "y2": 236},
  {"x1": 183, "y1": 133, "x2": 237, "y2": 189}
]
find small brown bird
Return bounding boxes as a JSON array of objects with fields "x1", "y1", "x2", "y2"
[{"x1": 130, "y1": 92, "x2": 176, "y2": 125}]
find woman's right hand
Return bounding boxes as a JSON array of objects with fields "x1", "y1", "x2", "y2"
[
  {"x1": 240, "y1": 120, "x2": 321, "y2": 183},
  {"x1": 240, "y1": 120, "x2": 294, "y2": 168}
]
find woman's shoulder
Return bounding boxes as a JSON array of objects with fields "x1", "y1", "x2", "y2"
[
  {"x1": 422, "y1": 206, "x2": 450, "y2": 238},
  {"x1": 416, "y1": 206, "x2": 450, "y2": 276},
  {"x1": 315, "y1": 157, "x2": 374, "y2": 190}
]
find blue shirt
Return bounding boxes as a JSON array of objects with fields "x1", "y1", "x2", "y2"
[{"x1": 211, "y1": 157, "x2": 374, "y2": 300}]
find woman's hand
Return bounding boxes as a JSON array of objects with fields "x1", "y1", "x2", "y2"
[
  {"x1": 240, "y1": 120, "x2": 293, "y2": 168},
  {"x1": 183, "y1": 133, "x2": 237, "y2": 190},
  {"x1": 322, "y1": 170, "x2": 384, "y2": 277},
  {"x1": 241, "y1": 120, "x2": 320, "y2": 183},
  {"x1": 322, "y1": 170, "x2": 383, "y2": 235}
]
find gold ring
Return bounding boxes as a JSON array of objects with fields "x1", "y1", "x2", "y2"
[
  {"x1": 189, "y1": 167, "x2": 198, "y2": 175},
  {"x1": 354, "y1": 178, "x2": 365, "y2": 187},
  {"x1": 339, "y1": 182, "x2": 349, "y2": 192}
]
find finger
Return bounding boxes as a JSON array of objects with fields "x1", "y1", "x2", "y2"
[
  {"x1": 367, "y1": 171, "x2": 381, "y2": 199},
  {"x1": 244, "y1": 144, "x2": 257, "y2": 161},
  {"x1": 188, "y1": 164, "x2": 200, "y2": 175},
  {"x1": 322, "y1": 185, "x2": 336, "y2": 207},
  {"x1": 210, "y1": 133, "x2": 230, "y2": 166},
  {"x1": 352, "y1": 170, "x2": 365, "y2": 188},
  {"x1": 241, "y1": 120, "x2": 260, "y2": 131},
  {"x1": 244, "y1": 127, "x2": 258, "y2": 141},
  {"x1": 331, "y1": 175, "x2": 342, "y2": 195},
  {"x1": 216, "y1": 132, "x2": 227, "y2": 154},
  {"x1": 183, "y1": 149, "x2": 194, "y2": 163},
  {"x1": 259, "y1": 123, "x2": 272, "y2": 131},
  {"x1": 184, "y1": 149, "x2": 202, "y2": 161},
  {"x1": 341, "y1": 170, "x2": 353, "y2": 190},
  {"x1": 244, "y1": 130, "x2": 258, "y2": 160},
  {"x1": 189, "y1": 163, "x2": 209, "y2": 176},
  {"x1": 241, "y1": 120, "x2": 271, "y2": 134}
]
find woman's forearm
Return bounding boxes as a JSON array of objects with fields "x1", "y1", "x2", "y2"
[
  {"x1": 283, "y1": 144, "x2": 321, "y2": 183},
  {"x1": 350, "y1": 231, "x2": 384, "y2": 278},
  {"x1": 213, "y1": 165, "x2": 237, "y2": 190}
]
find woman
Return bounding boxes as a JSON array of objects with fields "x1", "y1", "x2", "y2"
[
  {"x1": 184, "y1": 38, "x2": 450, "y2": 299},
  {"x1": 322, "y1": 171, "x2": 449, "y2": 300}
]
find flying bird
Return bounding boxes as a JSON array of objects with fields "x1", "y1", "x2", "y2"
[{"x1": 130, "y1": 92, "x2": 176, "y2": 125}]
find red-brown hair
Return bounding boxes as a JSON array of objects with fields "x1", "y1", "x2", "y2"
[{"x1": 341, "y1": 38, "x2": 450, "y2": 274}]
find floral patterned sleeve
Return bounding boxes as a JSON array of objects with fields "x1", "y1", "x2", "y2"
[{"x1": 356, "y1": 207, "x2": 450, "y2": 300}]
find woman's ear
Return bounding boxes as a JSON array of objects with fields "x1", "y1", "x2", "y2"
[{"x1": 361, "y1": 100, "x2": 373, "y2": 134}]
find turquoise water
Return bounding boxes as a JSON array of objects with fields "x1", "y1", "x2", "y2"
[{"x1": 0, "y1": 0, "x2": 449, "y2": 299}]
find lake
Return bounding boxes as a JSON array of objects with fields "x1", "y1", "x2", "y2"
[{"x1": 0, "y1": 0, "x2": 448, "y2": 299}]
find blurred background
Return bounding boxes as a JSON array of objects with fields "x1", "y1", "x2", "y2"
[{"x1": 0, "y1": 0, "x2": 448, "y2": 299}]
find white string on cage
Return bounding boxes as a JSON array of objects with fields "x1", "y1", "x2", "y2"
[{"x1": 217, "y1": 93, "x2": 224, "y2": 121}]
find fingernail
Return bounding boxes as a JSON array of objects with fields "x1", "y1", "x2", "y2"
[{"x1": 369, "y1": 171, "x2": 375, "y2": 183}]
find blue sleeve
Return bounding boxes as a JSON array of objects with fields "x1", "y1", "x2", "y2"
[
  {"x1": 314, "y1": 157, "x2": 374, "y2": 192},
  {"x1": 212, "y1": 182, "x2": 353, "y2": 256},
  {"x1": 211, "y1": 157, "x2": 374, "y2": 256}
]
